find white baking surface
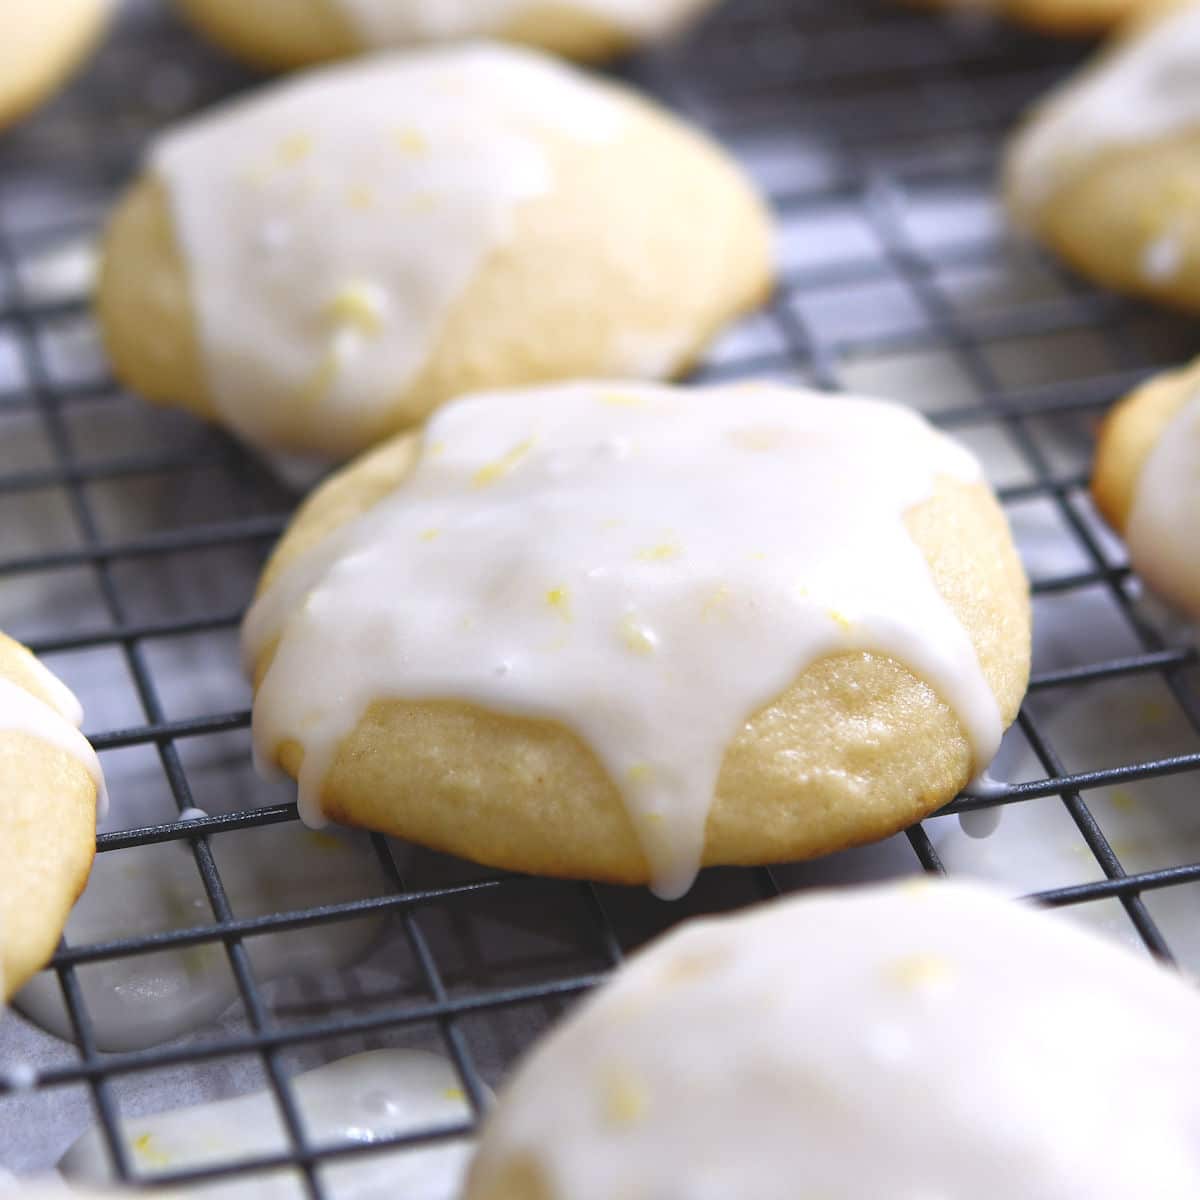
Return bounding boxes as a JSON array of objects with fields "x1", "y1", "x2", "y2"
[{"x1": 3, "y1": 0, "x2": 1200, "y2": 1189}]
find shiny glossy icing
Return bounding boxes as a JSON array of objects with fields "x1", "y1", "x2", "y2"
[
  {"x1": 244, "y1": 381, "x2": 1002, "y2": 898},
  {"x1": 467, "y1": 880, "x2": 1200, "y2": 1199},
  {"x1": 151, "y1": 44, "x2": 621, "y2": 458}
]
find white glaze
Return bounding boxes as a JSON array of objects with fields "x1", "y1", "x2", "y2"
[
  {"x1": 62, "y1": 1050, "x2": 474, "y2": 1200},
  {"x1": 151, "y1": 44, "x2": 622, "y2": 458},
  {"x1": 0, "y1": 668, "x2": 106, "y2": 816},
  {"x1": 244, "y1": 381, "x2": 1003, "y2": 899},
  {"x1": 337, "y1": 0, "x2": 711, "y2": 42},
  {"x1": 14, "y1": 819, "x2": 388, "y2": 1051},
  {"x1": 1008, "y1": 4, "x2": 1200, "y2": 223},
  {"x1": 1125, "y1": 391, "x2": 1200, "y2": 621},
  {"x1": 468, "y1": 880, "x2": 1200, "y2": 1200}
]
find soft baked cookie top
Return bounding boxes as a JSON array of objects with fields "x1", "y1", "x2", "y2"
[
  {"x1": 465, "y1": 879, "x2": 1200, "y2": 1200},
  {"x1": 244, "y1": 381, "x2": 1008, "y2": 898}
]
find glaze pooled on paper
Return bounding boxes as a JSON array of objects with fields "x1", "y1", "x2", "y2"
[
  {"x1": 15, "y1": 819, "x2": 388, "y2": 1051},
  {"x1": 1008, "y1": 4, "x2": 1200, "y2": 223},
  {"x1": 337, "y1": 0, "x2": 710, "y2": 42},
  {"x1": 0, "y1": 656, "x2": 106, "y2": 815},
  {"x1": 62, "y1": 1050, "x2": 474, "y2": 1200},
  {"x1": 151, "y1": 45, "x2": 621, "y2": 458},
  {"x1": 466, "y1": 880, "x2": 1200, "y2": 1199},
  {"x1": 1126, "y1": 390, "x2": 1200, "y2": 620},
  {"x1": 244, "y1": 382, "x2": 1002, "y2": 898}
]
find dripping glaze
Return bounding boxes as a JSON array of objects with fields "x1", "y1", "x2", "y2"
[{"x1": 244, "y1": 382, "x2": 1003, "y2": 898}]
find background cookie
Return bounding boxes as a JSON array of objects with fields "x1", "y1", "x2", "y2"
[
  {"x1": 97, "y1": 45, "x2": 772, "y2": 460},
  {"x1": 0, "y1": 633, "x2": 101, "y2": 1000},
  {"x1": 244, "y1": 383, "x2": 1030, "y2": 896},
  {"x1": 1005, "y1": 0, "x2": 1200, "y2": 310},
  {"x1": 0, "y1": 0, "x2": 111, "y2": 132},
  {"x1": 1093, "y1": 357, "x2": 1200, "y2": 618},
  {"x1": 903, "y1": 0, "x2": 1157, "y2": 35},
  {"x1": 173, "y1": 0, "x2": 719, "y2": 68},
  {"x1": 465, "y1": 880, "x2": 1200, "y2": 1200}
]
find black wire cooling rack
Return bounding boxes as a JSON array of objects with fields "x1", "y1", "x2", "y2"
[{"x1": 3, "y1": 0, "x2": 1200, "y2": 1193}]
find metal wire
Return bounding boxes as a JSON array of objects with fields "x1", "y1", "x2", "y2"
[{"x1": 3, "y1": 0, "x2": 1200, "y2": 1192}]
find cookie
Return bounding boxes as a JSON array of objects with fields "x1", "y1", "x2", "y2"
[
  {"x1": 1005, "y1": 1, "x2": 1200, "y2": 310},
  {"x1": 466, "y1": 879, "x2": 1200, "y2": 1200},
  {"x1": 1093, "y1": 357, "x2": 1200, "y2": 620},
  {"x1": 97, "y1": 44, "x2": 771, "y2": 462},
  {"x1": 904, "y1": 0, "x2": 1156, "y2": 35},
  {"x1": 243, "y1": 381, "x2": 1030, "y2": 899},
  {"x1": 0, "y1": 632, "x2": 103, "y2": 1000},
  {"x1": 0, "y1": 0, "x2": 111, "y2": 132},
  {"x1": 173, "y1": 0, "x2": 719, "y2": 68}
]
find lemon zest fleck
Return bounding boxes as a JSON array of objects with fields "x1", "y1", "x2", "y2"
[
  {"x1": 619, "y1": 615, "x2": 658, "y2": 656},
  {"x1": 472, "y1": 437, "x2": 536, "y2": 488},
  {"x1": 886, "y1": 953, "x2": 955, "y2": 992},
  {"x1": 395, "y1": 127, "x2": 429, "y2": 155},
  {"x1": 133, "y1": 1132, "x2": 171, "y2": 1167},
  {"x1": 278, "y1": 132, "x2": 314, "y2": 165},
  {"x1": 637, "y1": 543, "x2": 681, "y2": 563},
  {"x1": 601, "y1": 1068, "x2": 650, "y2": 1127},
  {"x1": 546, "y1": 586, "x2": 572, "y2": 621},
  {"x1": 1110, "y1": 788, "x2": 1137, "y2": 812},
  {"x1": 307, "y1": 831, "x2": 344, "y2": 852},
  {"x1": 828, "y1": 608, "x2": 854, "y2": 631},
  {"x1": 348, "y1": 184, "x2": 375, "y2": 211},
  {"x1": 599, "y1": 391, "x2": 646, "y2": 409},
  {"x1": 325, "y1": 282, "x2": 386, "y2": 335}
]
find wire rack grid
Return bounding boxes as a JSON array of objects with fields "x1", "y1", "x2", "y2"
[{"x1": 2, "y1": 0, "x2": 1200, "y2": 1193}]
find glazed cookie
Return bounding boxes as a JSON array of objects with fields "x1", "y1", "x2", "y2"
[
  {"x1": 904, "y1": 0, "x2": 1155, "y2": 36},
  {"x1": 1005, "y1": 1, "x2": 1200, "y2": 310},
  {"x1": 243, "y1": 381, "x2": 1030, "y2": 899},
  {"x1": 0, "y1": 0, "x2": 111, "y2": 132},
  {"x1": 174, "y1": 0, "x2": 719, "y2": 68},
  {"x1": 97, "y1": 44, "x2": 772, "y2": 461},
  {"x1": 1093, "y1": 357, "x2": 1200, "y2": 620},
  {"x1": 465, "y1": 879, "x2": 1200, "y2": 1200},
  {"x1": 0, "y1": 632, "x2": 103, "y2": 999}
]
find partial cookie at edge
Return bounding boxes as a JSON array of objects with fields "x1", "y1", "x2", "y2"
[
  {"x1": 0, "y1": 632, "x2": 98, "y2": 999},
  {"x1": 0, "y1": 0, "x2": 112, "y2": 132}
]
